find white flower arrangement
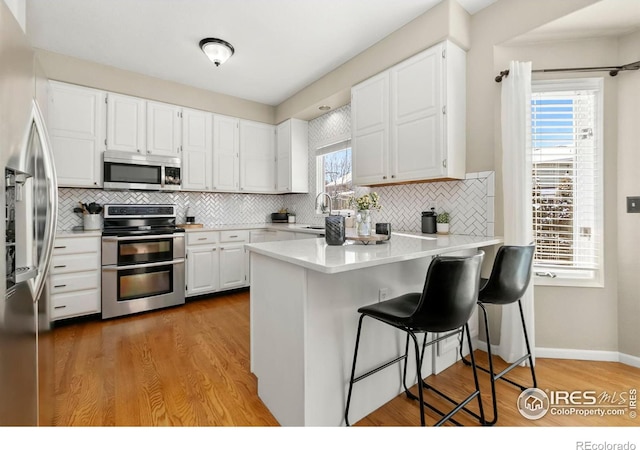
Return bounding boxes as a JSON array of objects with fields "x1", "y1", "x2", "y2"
[{"x1": 350, "y1": 192, "x2": 382, "y2": 211}]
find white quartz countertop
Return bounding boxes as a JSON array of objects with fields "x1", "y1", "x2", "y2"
[
  {"x1": 245, "y1": 233, "x2": 504, "y2": 274},
  {"x1": 56, "y1": 230, "x2": 102, "y2": 238},
  {"x1": 183, "y1": 223, "x2": 326, "y2": 235}
]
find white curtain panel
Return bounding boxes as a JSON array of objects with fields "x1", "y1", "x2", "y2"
[{"x1": 498, "y1": 61, "x2": 535, "y2": 364}]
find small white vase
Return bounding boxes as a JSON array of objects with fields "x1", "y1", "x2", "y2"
[
  {"x1": 356, "y1": 209, "x2": 371, "y2": 236},
  {"x1": 436, "y1": 222, "x2": 449, "y2": 234}
]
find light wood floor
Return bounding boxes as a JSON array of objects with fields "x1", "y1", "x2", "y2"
[{"x1": 50, "y1": 290, "x2": 640, "y2": 427}]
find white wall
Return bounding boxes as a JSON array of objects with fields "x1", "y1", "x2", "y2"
[
  {"x1": 35, "y1": 50, "x2": 276, "y2": 124},
  {"x1": 616, "y1": 29, "x2": 640, "y2": 358},
  {"x1": 3, "y1": 0, "x2": 25, "y2": 32}
]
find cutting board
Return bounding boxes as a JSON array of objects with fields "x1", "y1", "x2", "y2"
[
  {"x1": 345, "y1": 229, "x2": 390, "y2": 244},
  {"x1": 177, "y1": 223, "x2": 204, "y2": 229}
]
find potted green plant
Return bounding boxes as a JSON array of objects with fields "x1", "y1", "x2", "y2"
[{"x1": 436, "y1": 212, "x2": 450, "y2": 234}]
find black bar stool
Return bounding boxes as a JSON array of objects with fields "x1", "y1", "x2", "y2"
[
  {"x1": 344, "y1": 252, "x2": 486, "y2": 427},
  {"x1": 460, "y1": 244, "x2": 536, "y2": 425}
]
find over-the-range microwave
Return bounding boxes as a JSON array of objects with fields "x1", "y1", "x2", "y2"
[{"x1": 103, "y1": 150, "x2": 181, "y2": 191}]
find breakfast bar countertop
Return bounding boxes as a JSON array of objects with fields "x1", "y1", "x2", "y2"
[{"x1": 245, "y1": 232, "x2": 503, "y2": 274}]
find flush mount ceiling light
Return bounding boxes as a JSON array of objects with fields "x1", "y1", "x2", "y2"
[
  {"x1": 199, "y1": 38, "x2": 235, "y2": 67},
  {"x1": 318, "y1": 105, "x2": 331, "y2": 111}
]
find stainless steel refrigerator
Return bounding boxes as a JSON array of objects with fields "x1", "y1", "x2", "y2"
[{"x1": 1, "y1": 1, "x2": 58, "y2": 426}]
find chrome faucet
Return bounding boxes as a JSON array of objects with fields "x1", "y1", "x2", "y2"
[{"x1": 316, "y1": 192, "x2": 333, "y2": 215}]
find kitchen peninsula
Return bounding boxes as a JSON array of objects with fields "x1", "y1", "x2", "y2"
[{"x1": 246, "y1": 232, "x2": 502, "y2": 426}]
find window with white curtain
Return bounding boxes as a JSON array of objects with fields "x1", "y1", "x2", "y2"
[
  {"x1": 531, "y1": 78, "x2": 604, "y2": 287},
  {"x1": 316, "y1": 139, "x2": 354, "y2": 213}
]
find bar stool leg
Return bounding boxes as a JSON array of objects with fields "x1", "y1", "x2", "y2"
[
  {"x1": 465, "y1": 323, "x2": 486, "y2": 425},
  {"x1": 518, "y1": 299, "x2": 537, "y2": 388},
  {"x1": 407, "y1": 330, "x2": 426, "y2": 426},
  {"x1": 344, "y1": 314, "x2": 366, "y2": 427},
  {"x1": 479, "y1": 302, "x2": 499, "y2": 425}
]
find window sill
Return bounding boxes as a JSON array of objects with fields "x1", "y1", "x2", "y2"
[{"x1": 533, "y1": 277, "x2": 604, "y2": 288}]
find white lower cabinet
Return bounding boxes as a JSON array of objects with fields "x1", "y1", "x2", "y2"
[
  {"x1": 220, "y1": 245, "x2": 246, "y2": 289},
  {"x1": 186, "y1": 244, "x2": 219, "y2": 296},
  {"x1": 219, "y1": 230, "x2": 249, "y2": 290},
  {"x1": 50, "y1": 235, "x2": 101, "y2": 320},
  {"x1": 249, "y1": 230, "x2": 278, "y2": 243},
  {"x1": 185, "y1": 229, "x2": 249, "y2": 297},
  {"x1": 275, "y1": 230, "x2": 296, "y2": 241}
]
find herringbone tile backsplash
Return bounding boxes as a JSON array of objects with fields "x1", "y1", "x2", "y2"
[
  {"x1": 58, "y1": 103, "x2": 494, "y2": 236},
  {"x1": 58, "y1": 189, "x2": 285, "y2": 231},
  {"x1": 286, "y1": 104, "x2": 495, "y2": 236}
]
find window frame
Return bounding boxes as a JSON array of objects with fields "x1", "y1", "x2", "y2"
[
  {"x1": 315, "y1": 137, "x2": 354, "y2": 216},
  {"x1": 530, "y1": 78, "x2": 604, "y2": 288}
]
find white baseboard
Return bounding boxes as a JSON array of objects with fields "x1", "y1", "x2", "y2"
[
  {"x1": 471, "y1": 343, "x2": 640, "y2": 369},
  {"x1": 536, "y1": 347, "x2": 640, "y2": 369},
  {"x1": 619, "y1": 352, "x2": 640, "y2": 369}
]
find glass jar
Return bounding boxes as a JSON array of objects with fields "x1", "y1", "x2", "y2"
[{"x1": 356, "y1": 209, "x2": 371, "y2": 236}]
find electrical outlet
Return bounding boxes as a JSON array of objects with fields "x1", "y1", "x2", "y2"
[
  {"x1": 627, "y1": 196, "x2": 640, "y2": 213},
  {"x1": 378, "y1": 288, "x2": 390, "y2": 302}
]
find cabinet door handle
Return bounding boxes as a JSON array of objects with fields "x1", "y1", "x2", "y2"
[
  {"x1": 53, "y1": 265, "x2": 67, "y2": 269},
  {"x1": 54, "y1": 305, "x2": 67, "y2": 309},
  {"x1": 391, "y1": 175, "x2": 396, "y2": 178},
  {"x1": 53, "y1": 284, "x2": 67, "y2": 288},
  {"x1": 382, "y1": 176, "x2": 387, "y2": 180}
]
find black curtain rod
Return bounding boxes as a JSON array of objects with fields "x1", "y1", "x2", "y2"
[{"x1": 494, "y1": 60, "x2": 640, "y2": 82}]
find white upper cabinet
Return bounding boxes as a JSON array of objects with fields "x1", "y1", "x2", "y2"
[
  {"x1": 239, "y1": 120, "x2": 276, "y2": 193},
  {"x1": 146, "y1": 100, "x2": 182, "y2": 156},
  {"x1": 276, "y1": 118, "x2": 309, "y2": 193},
  {"x1": 105, "y1": 92, "x2": 146, "y2": 154},
  {"x1": 213, "y1": 114, "x2": 240, "y2": 191},
  {"x1": 52, "y1": 82, "x2": 281, "y2": 193},
  {"x1": 49, "y1": 81, "x2": 106, "y2": 188},
  {"x1": 106, "y1": 94, "x2": 182, "y2": 156},
  {"x1": 351, "y1": 72, "x2": 389, "y2": 185},
  {"x1": 352, "y1": 40, "x2": 466, "y2": 185},
  {"x1": 182, "y1": 108, "x2": 213, "y2": 191}
]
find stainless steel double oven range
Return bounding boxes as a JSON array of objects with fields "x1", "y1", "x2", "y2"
[{"x1": 101, "y1": 204, "x2": 185, "y2": 319}]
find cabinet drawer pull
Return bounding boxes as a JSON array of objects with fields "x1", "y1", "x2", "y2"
[
  {"x1": 382, "y1": 176, "x2": 387, "y2": 180},
  {"x1": 53, "y1": 265, "x2": 67, "y2": 269},
  {"x1": 228, "y1": 235, "x2": 238, "y2": 238},
  {"x1": 197, "y1": 237, "x2": 208, "y2": 241},
  {"x1": 54, "y1": 284, "x2": 67, "y2": 288},
  {"x1": 54, "y1": 305, "x2": 67, "y2": 309},
  {"x1": 54, "y1": 246, "x2": 66, "y2": 249}
]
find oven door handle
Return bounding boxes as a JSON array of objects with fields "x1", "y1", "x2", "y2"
[
  {"x1": 102, "y1": 259, "x2": 185, "y2": 271},
  {"x1": 102, "y1": 234, "x2": 184, "y2": 242}
]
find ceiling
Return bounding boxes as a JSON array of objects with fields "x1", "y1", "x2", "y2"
[
  {"x1": 25, "y1": 0, "x2": 497, "y2": 107},
  {"x1": 504, "y1": 0, "x2": 640, "y2": 45}
]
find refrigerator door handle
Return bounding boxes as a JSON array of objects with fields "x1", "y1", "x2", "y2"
[{"x1": 29, "y1": 100, "x2": 58, "y2": 303}]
